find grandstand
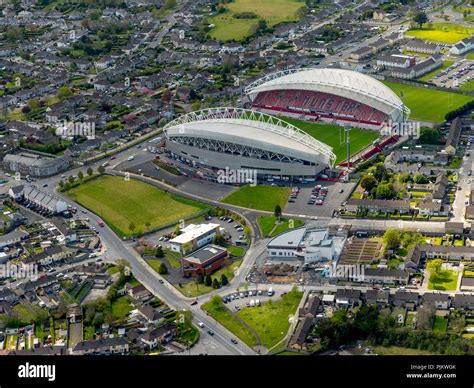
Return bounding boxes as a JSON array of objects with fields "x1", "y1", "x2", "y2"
[{"x1": 246, "y1": 68, "x2": 410, "y2": 130}]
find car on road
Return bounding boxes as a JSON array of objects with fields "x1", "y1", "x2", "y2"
[
  {"x1": 198, "y1": 322, "x2": 205, "y2": 328},
  {"x1": 127, "y1": 156, "x2": 135, "y2": 161},
  {"x1": 231, "y1": 338, "x2": 238, "y2": 344},
  {"x1": 42, "y1": 183, "x2": 48, "y2": 187},
  {"x1": 159, "y1": 279, "x2": 164, "y2": 284},
  {"x1": 207, "y1": 330, "x2": 215, "y2": 336},
  {"x1": 190, "y1": 300, "x2": 198, "y2": 306}
]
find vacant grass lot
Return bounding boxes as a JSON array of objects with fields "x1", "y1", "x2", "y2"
[
  {"x1": 433, "y1": 315, "x2": 448, "y2": 333},
  {"x1": 207, "y1": 0, "x2": 303, "y2": 41},
  {"x1": 111, "y1": 296, "x2": 132, "y2": 320},
  {"x1": 284, "y1": 118, "x2": 379, "y2": 164},
  {"x1": 237, "y1": 289, "x2": 303, "y2": 349},
  {"x1": 221, "y1": 185, "x2": 290, "y2": 212},
  {"x1": 202, "y1": 297, "x2": 259, "y2": 347},
  {"x1": 382, "y1": 81, "x2": 473, "y2": 123},
  {"x1": 406, "y1": 23, "x2": 474, "y2": 44},
  {"x1": 66, "y1": 175, "x2": 207, "y2": 237},
  {"x1": 257, "y1": 216, "x2": 304, "y2": 237},
  {"x1": 428, "y1": 269, "x2": 459, "y2": 291}
]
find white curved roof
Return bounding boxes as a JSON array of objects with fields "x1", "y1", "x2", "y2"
[
  {"x1": 164, "y1": 108, "x2": 336, "y2": 167},
  {"x1": 245, "y1": 68, "x2": 410, "y2": 117}
]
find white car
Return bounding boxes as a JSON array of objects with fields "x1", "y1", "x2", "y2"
[
  {"x1": 127, "y1": 156, "x2": 135, "y2": 161},
  {"x1": 198, "y1": 322, "x2": 204, "y2": 328}
]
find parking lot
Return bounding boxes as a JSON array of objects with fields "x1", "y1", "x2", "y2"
[
  {"x1": 220, "y1": 288, "x2": 283, "y2": 312},
  {"x1": 431, "y1": 60, "x2": 474, "y2": 89},
  {"x1": 284, "y1": 180, "x2": 354, "y2": 217}
]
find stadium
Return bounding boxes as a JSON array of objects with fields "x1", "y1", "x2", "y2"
[
  {"x1": 163, "y1": 107, "x2": 336, "y2": 180},
  {"x1": 245, "y1": 68, "x2": 410, "y2": 129}
]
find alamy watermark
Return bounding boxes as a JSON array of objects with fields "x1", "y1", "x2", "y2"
[
  {"x1": 0, "y1": 263, "x2": 38, "y2": 281},
  {"x1": 55, "y1": 120, "x2": 96, "y2": 139},
  {"x1": 325, "y1": 263, "x2": 365, "y2": 282},
  {"x1": 217, "y1": 167, "x2": 257, "y2": 186},
  {"x1": 380, "y1": 120, "x2": 420, "y2": 139}
]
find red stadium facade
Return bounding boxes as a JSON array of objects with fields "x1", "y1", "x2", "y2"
[{"x1": 245, "y1": 68, "x2": 410, "y2": 131}]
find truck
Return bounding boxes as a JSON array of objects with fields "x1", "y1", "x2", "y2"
[{"x1": 267, "y1": 287, "x2": 274, "y2": 297}]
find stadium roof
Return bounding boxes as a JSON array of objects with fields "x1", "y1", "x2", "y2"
[
  {"x1": 245, "y1": 68, "x2": 410, "y2": 118},
  {"x1": 164, "y1": 108, "x2": 336, "y2": 167}
]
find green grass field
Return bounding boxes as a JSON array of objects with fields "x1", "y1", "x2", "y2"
[
  {"x1": 110, "y1": 296, "x2": 132, "y2": 320},
  {"x1": 406, "y1": 23, "x2": 474, "y2": 44},
  {"x1": 66, "y1": 175, "x2": 207, "y2": 237},
  {"x1": 257, "y1": 216, "x2": 304, "y2": 237},
  {"x1": 202, "y1": 297, "x2": 259, "y2": 347},
  {"x1": 284, "y1": 118, "x2": 379, "y2": 164},
  {"x1": 237, "y1": 289, "x2": 303, "y2": 349},
  {"x1": 382, "y1": 81, "x2": 473, "y2": 123},
  {"x1": 221, "y1": 185, "x2": 291, "y2": 212},
  {"x1": 428, "y1": 269, "x2": 459, "y2": 291},
  {"x1": 207, "y1": 0, "x2": 303, "y2": 41}
]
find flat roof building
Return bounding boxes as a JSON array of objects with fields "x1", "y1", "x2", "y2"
[{"x1": 169, "y1": 223, "x2": 221, "y2": 254}]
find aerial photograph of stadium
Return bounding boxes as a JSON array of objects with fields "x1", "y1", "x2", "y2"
[{"x1": 2, "y1": 0, "x2": 474, "y2": 386}]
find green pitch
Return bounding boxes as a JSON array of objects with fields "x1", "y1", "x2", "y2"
[
  {"x1": 284, "y1": 118, "x2": 379, "y2": 164},
  {"x1": 66, "y1": 175, "x2": 207, "y2": 237},
  {"x1": 383, "y1": 81, "x2": 473, "y2": 123},
  {"x1": 405, "y1": 22, "x2": 474, "y2": 44}
]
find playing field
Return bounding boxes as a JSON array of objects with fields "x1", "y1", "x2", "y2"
[
  {"x1": 221, "y1": 185, "x2": 291, "y2": 212},
  {"x1": 66, "y1": 175, "x2": 208, "y2": 237},
  {"x1": 207, "y1": 0, "x2": 304, "y2": 41},
  {"x1": 284, "y1": 118, "x2": 379, "y2": 164},
  {"x1": 406, "y1": 23, "x2": 474, "y2": 44},
  {"x1": 383, "y1": 81, "x2": 473, "y2": 123}
]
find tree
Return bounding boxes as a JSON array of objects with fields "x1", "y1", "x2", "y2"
[
  {"x1": 220, "y1": 274, "x2": 228, "y2": 286},
  {"x1": 68, "y1": 175, "x2": 76, "y2": 185},
  {"x1": 158, "y1": 262, "x2": 168, "y2": 275},
  {"x1": 78, "y1": 171, "x2": 84, "y2": 181},
  {"x1": 373, "y1": 164, "x2": 386, "y2": 182},
  {"x1": 419, "y1": 127, "x2": 440, "y2": 144},
  {"x1": 427, "y1": 259, "x2": 443, "y2": 281},
  {"x1": 212, "y1": 278, "x2": 220, "y2": 289},
  {"x1": 274, "y1": 204, "x2": 282, "y2": 221},
  {"x1": 414, "y1": 11, "x2": 428, "y2": 28},
  {"x1": 86, "y1": 167, "x2": 93, "y2": 176},
  {"x1": 375, "y1": 183, "x2": 393, "y2": 199},
  {"x1": 155, "y1": 246, "x2": 164, "y2": 258},
  {"x1": 360, "y1": 175, "x2": 377, "y2": 192},
  {"x1": 58, "y1": 180, "x2": 64, "y2": 189},
  {"x1": 383, "y1": 229, "x2": 401, "y2": 250},
  {"x1": 98, "y1": 165, "x2": 105, "y2": 174},
  {"x1": 57, "y1": 86, "x2": 73, "y2": 100},
  {"x1": 414, "y1": 174, "x2": 429, "y2": 184},
  {"x1": 205, "y1": 274, "x2": 212, "y2": 287}
]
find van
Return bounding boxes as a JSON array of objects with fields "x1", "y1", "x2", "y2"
[{"x1": 267, "y1": 287, "x2": 274, "y2": 297}]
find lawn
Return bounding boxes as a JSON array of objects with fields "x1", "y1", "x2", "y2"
[
  {"x1": 207, "y1": 0, "x2": 304, "y2": 41},
  {"x1": 110, "y1": 296, "x2": 132, "y2": 320},
  {"x1": 223, "y1": 243, "x2": 246, "y2": 257},
  {"x1": 433, "y1": 315, "x2": 448, "y2": 333},
  {"x1": 417, "y1": 60, "x2": 454, "y2": 82},
  {"x1": 382, "y1": 81, "x2": 473, "y2": 123},
  {"x1": 237, "y1": 289, "x2": 303, "y2": 349},
  {"x1": 221, "y1": 185, "x2": 291, "y2": 212},
  {"x1": 174, "y1": 259, "x2": 242, "y2": 297},
  {"x1": 66, "y1": 175, "x2": 208, "y2": 237},
  {"x1": 284, "y1": 118, "x2": 379, "y2": 164},
  {"x1": 257, "y1": 215, "x2": 304, "y2": 237},
  {"x1": 428, "y1": 269, "x2": 459, "y2": 291},
  {"x1": 406, "y1": 23, "x2": 474, "y2": 44},
  {"x1": 202, "y1": 297, "x2": 259, "y2": 347}
]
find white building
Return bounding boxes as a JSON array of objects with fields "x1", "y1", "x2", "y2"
[
  {"x1": 169, "y1": 223, "x2": 221, "y2": 254},
  {"x1": 267, "y1": 227, "x2": 345, "y2": 265},
  {"x1": 450, "y1": 35, "x2": 474, "y2": 55}
]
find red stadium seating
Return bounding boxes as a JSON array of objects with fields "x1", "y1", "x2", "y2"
[{"x1": 252, "y1": 90, "x2": 388, "y2": 125}]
